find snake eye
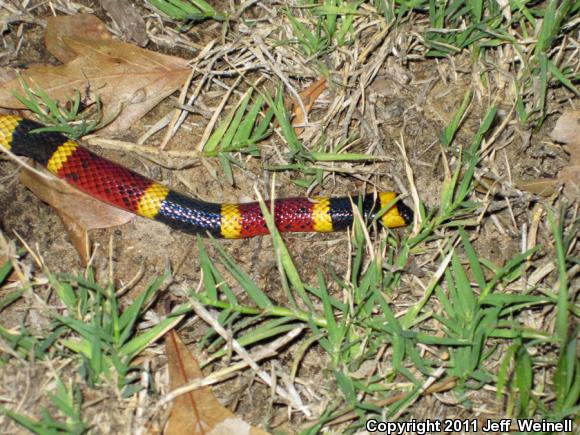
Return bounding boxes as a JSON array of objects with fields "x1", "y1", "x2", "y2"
[{"x1": 396, "y1": 200, "x2": 414, "y2": 225}]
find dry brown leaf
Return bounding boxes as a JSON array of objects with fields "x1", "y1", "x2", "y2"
[
  {"x1": 44, "y1": 14, "x2": 112, "y2": 63},
  {"x1": 291, "y1": 77, "x2": 327, "y2": 135},
  {"x1": 558, "y1": 162, "x2": 580, "y2": 201},
  {"x1": 514, "y1": 178, "x2": 558, "y2": 197},
  {"x1": 516, "y1": 111, "x2": 580, "y2": 200},
  {"x1": 101, "y1": 1, "x2": 148, "y2": 47},
  {"x1": 550, "y1": 110, "x2": 580, "y2": 149},
  {"x1": 19, "y1": 168, "x2": 134, "y2": 264},
  {"x1": 57, "y1": 212, "x2": 91, "y2": 266},
  {"x1": 0, "y1": 67, "x2": 17, "y2": 85},
  {"x1": 0, "y1": 15, "x2": 190, "y2": 133},
  {"x1": 164, "y1": 330, "x2": 268, "y2": 435},
  {"x1": 550, "y1": 111, "x2": 580, "y2": 203}
]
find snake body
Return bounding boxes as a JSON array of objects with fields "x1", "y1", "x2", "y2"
[{"x1": 0, "y1": 115, "x2": 412, "y2": 238}]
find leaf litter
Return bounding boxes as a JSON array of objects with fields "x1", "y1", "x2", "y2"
[
  {"x1": 516, "y1": 110, "x2": 580, "y2": 200},
  {"x1": 164, "y1": 329, "x2": 268, "y2": 435},
  {"x1": 290, "y1": 77, "x2": 327, "y2": 135},
  {"x1": 0, "y1": 14, "x2": 190, "y2": 133}
]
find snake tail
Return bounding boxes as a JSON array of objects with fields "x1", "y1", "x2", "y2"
[{"x1": 0, "y1": 115, "x2": 413, "y2": 238}]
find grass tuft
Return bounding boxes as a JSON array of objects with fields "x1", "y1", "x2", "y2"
[
  {"x1": 14, "y1": 78, "x2": 115, "y2": 139},
  {"x1": 1, "y1": 373, "x2": 87, "y2": 434},
  {"x1": 147, "y1": 0, "x2": 225, "y2": 22}
]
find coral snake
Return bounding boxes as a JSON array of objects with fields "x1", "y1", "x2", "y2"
[{"x1": 0, "y1": 115, "x2": 413, "y2": 238}]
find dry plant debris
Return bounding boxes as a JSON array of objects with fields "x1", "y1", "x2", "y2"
[
  {"x1": 164, "y1": 329, "x2": 268, "y2": 435},
  {"x1": 516, "y1": 111, "x2": 580, "y2": 200},
  {"x1": 101, "y1": 0, "x2": 148, "y2": 47},
  {"x1": 0, "y1": 14, "x2": 190, "y2": 133},
  {"x1": 290, "y1": 77, "x2": 327, "y2": 135},
  {"x1": 550, "y1": 111, "x2": 580, "y2": 201}
]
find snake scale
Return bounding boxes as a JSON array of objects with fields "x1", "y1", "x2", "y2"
[{"x1": 0, "y1": 115, "x2": 412, "y2": 238}]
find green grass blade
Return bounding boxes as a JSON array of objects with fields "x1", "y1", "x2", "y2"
[
  {"x1": 210, "y1": 238, "x2": 274, "y2": 309},
  {"x1": 547, "y1": 209, "x2": 569, "y2": 346},
  {"x1": 459, "y1": 227, "x2": 486, "y2": 290},
  {"x1": 120, "y1": 313, "x2": 184, "y2": 358},
  {"x1": 441, "y1": 89, "x2": 472, "y2": 148}
]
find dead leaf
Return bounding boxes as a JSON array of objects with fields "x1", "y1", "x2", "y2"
[
  {"x1": 0, "y1": 15, "x2": 190, "y2": 133},
  {"x1": 19, "y1": 168, "x2": 134, "y2": 265},
  {"x1": 57, "y1": 212, "x2": 91, "y2": 266},
  {"x1": 101, "y1": 1, "x2": 148, "y2": 47},
  {"x1": 516, "y1": 111, "x2": 580, "y2": 201},
  {"x1": 551, "y1": 111, "x2": 580, "y2": 200},
  {"x1": 558, "y1": 163, "x2": 580, "y2": 201},
  {"x1": 291, "y1": 77, "x2": 327, "y2": 135},
  {"x1": 514, "y1": 178, "x2": 558, "y2": 197},
  {"x1": 550, "y1": 110, "x2": 580, "y2": 150},
  {"x1": 44, "y1": 14, "x2": 112, "y2": 63},
  {"x1": 0, "y1": 67, "x2": 17, "y2": 85},
  {"x1": 164, "y1": 330, "x2": 268, "y2": 435}
]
